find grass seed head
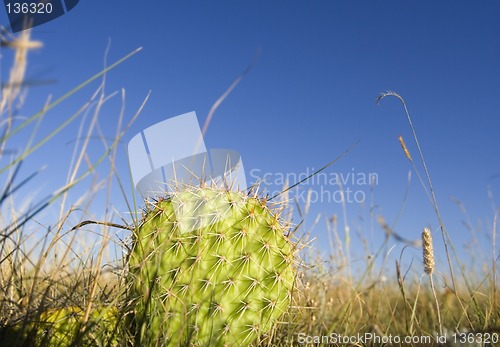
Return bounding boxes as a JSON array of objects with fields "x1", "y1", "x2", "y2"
[{"x1": 422, "y1": 227, "x2": 435, "y2": 275}]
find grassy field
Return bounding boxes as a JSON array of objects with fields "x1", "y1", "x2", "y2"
[{"x1": 1, "y1": 31, "x2": 499, "y2": 347}]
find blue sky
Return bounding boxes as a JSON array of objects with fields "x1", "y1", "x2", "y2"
[{"x1": 1, "y1": 2, "x2": 499, "y2": 273}]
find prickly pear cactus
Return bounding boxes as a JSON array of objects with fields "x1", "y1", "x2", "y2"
[
  {"x1": 5, "y1": 306, "x2": 123, "y2": 347},
  {"x1": 128, "y1": 186, "x2": 297, "y2": 346}
]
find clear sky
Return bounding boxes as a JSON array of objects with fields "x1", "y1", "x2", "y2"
[{"x1": 1, "y1": 1, "x2": 499, "y2": 274}]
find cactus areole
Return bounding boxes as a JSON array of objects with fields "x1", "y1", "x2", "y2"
[{"x1": 128, "y1": 185, "x2": 297, "y2": 346}]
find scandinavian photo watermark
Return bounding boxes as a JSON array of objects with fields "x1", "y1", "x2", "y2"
[
  {"x1": 249, "y1": 167, "x2": 378, "y2": 204},
  {"x1": 3, "y1": 0, "x2": 80, "y2": 33},
  {"x1": 296, "y1": 332, "x2": 499, "y2": 345}
]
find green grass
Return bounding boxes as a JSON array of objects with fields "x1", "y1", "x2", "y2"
[{"x1": 1, "y1": 31, "x2": 499, "y2": 346}]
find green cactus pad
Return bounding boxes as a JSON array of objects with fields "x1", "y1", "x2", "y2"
[
  {"x1": 129, "y1": 186, "x2": 297, "y2": 346},
  {"x1": 2, "y1": 306, "x2": 123, "y2": 347}
]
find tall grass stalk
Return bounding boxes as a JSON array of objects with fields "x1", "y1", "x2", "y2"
[
  {"x1": 0, "y1": 30, "x2": 143, "y2": 346},
  {"x1": 422, "y1": 227, "x2": 443, "y2": 335},
  {"x1": 377, "y1": 91, "x2": 472, "y2": 325}
]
